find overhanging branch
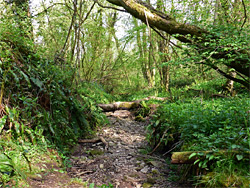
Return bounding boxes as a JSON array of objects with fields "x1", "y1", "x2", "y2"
[
  {"x1": 105, "y1": 0, "x2": 250, "y2": 81},
  {"x1": 95, "y1": 0, "x2": 127, "y2": 12},
  {"x1": 207, "y1": 63, "x2": 249, "y2": 89}
]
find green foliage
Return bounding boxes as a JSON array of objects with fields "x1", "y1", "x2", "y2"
[
  {"x1": 197, "y1": 157, "x2": 250, "y2": 187},
  {"x1": 0, "y1": 4, "x2": 111, "y2": 186},
  {"x1": 89, "y1": 182, "x2": 114, "y2": 188},
  {"x1": 0, "y1": 138, "x2": 41, "y2": 187},
  {"x1": 147, "y1": 96, "x2": 250, "y2": 186},
  {"x1": 0, "y1": 4, "x2": 108, "y2": 147},
  {"x1": 79, "y1": 82, "x2": 116, "y2": 104},
  {"x1": 136, "y1": 101, "x2": 151, "y2": 117}
]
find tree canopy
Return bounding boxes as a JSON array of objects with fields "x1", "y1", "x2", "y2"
[{"x1": 105, "y1": 0, "x2": 250, "y2": 88}]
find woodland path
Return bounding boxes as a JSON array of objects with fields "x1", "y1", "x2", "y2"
[
  {"x1": 68, "y1": 110, "x2": 188, "y2": 188},
  {"x1": 29, "y1": 110, "x2": 190, "y2": 188}
]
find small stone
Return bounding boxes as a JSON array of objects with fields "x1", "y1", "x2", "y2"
[
  {"x1": 109, "y1": 142, "x2": 115, "y2": 147},
  {"x1": 124, "y1": 146, "x2": 130, "y2": 150},
  {"x1": 141, "y1": 166, "x2": 149, "y2": 173},
  {"x1": 136, "y1": 183, "x2": 142, "y2": 188},
  {"x1": 148, "y1": 161, "x2": 160, "y2": 167},
  {"x1": 126, "y1": 155, "x2": 132, "y2": 159},
  {"x1": 100, "y1": 164, "x2": 104, "y2": 169},
  {"x1": 140, "y1": 162, "x2": 146, "y2": 168}
]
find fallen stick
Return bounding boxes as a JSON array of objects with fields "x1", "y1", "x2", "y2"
[{"x1": 78, "y1": 136, "x2": 108, "y2": 150}]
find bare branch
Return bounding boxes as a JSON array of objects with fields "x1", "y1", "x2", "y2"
[
  {"x1": 151, "y1": 27, "x2": 183, "y2": 49},
  {"x1": 32, "y1": 3, "x2": 73, "y2": 17},
  {"x1": 80, "y1": 2, "x2": 96, "y2": 25},
  {"x1": 240, "y1": 0, "x2": 247, "y2": 30}
]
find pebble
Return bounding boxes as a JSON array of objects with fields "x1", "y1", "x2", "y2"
[
  {"x1": 100, "y1": 164, "x2": 104, "y2": 169},
  {"x1": 141, "y1": 166, "x2": 149, "y2": 173}
]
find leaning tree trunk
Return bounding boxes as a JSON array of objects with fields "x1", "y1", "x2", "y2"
[{"x1": 105, "y1": 0, "x2": 250, "y2": 88}]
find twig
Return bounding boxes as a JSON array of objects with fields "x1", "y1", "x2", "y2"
[
  {"x1": 78, "y1": 136, "x2": 108, "y2": 150},
  {"x1": 32, "y1": 3, "x2": 73, "y2": 17},
  {"x1": 163, "y1": 141, "x2": 183, "y2": 156},
  {"x1": 80, "y1": 2, "x2": 96, "y2": 25},
  {"x1": 149, "y1": 129, "x2": 168, "y2": 155},
  {"x1": 151, "y1": 27, "x2": 183, "y2": 49},
  {"x1": 76, "y1": 170, "x2": 93, "y2": 176}
]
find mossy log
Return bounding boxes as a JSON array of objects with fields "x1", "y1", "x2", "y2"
[
  {"x1": 98, "y1": 96, "x2": 168, "y2": 112},
  {"x1": 98, "y1": 102, "x2": 139, "y2": 111},
  {"x1": 171, "y1": 150, "x2": 250, "y2": 164},
  {"x1": 171, "y1": 151, "x2": 199, "y2": 164}
]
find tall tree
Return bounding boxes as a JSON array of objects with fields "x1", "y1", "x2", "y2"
[
  {"x1": 105, "y1": 0, "x2": 250, "y2": 88},
  {"x1": 156, "y1": 0, "x2": 170, "y2": 91}
]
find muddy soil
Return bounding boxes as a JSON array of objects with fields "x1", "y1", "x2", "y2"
[{"x1": 67, "y1": 110, "x2": 189, "y2": 188}]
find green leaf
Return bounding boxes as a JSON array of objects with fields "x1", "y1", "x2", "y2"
[
  {"x1": 208, "y1": 155, "x2": 215, "y2": 160},
  {"x1": 189, "y1": 152, "x2": 197, "y2": 159},
  {"x1": 48, "y1": 124, "x2": 55, "y2": 135},
  {"x1": 14, "y1": 121, "x2": 20, "y2": 135},
  {"x1": 89, "y1": 183, "x2": 95, "y2": 188},
  {"x1": 194, "y1": 159, "x2": 200, "y2": 165},
  {"x1": 30, "y1": 77, "x2": 43, "y2": 89},
  {"x1": 236, "y1": 154, "x2": 243, "y2": 161},
  {"x1": 0, "y1": 115, "x2": 7, "y2": 133},
  {"x1": 20, "y1": 70, "x2": 31, "y2": 88},
  {"x1": 0, "y1": 154, "x2": 13, "y2": 174}
]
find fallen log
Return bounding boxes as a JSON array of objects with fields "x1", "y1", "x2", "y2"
[
  {"x1": 98, "y1": 101, "x2": 139, "y2": 111},
  {"x1": 98, "y1": 96, "x2": 168, "y2": 112},
  {"x1": 171, "y1": 150, "x2": 250, "y2": 164},
  {"x1": 171, "y1": 151, "x2": 198, "y2": 164},
  {"x1": 133, "y1": 96, "x2": 169, "y2": 103}
]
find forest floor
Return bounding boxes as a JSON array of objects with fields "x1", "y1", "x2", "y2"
[{"x1": 28, "y1": 110, "x2": 191, "y2": 188}]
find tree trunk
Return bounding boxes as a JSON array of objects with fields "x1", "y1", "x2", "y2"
[
  {"x1": 105, "y1": 0, "x2": 250, "y2": 88},
  {"x1": 224, "y1": 68, "x2": 237, "y2": 96}
]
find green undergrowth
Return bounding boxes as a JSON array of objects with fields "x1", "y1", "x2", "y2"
[
  {"x1": 0, "y1": 11, "x2": 109, "y2": 186},
  {"x1": 79, "y1": 82, "x2": 117, "y2": 104},
  {"x1": 147, "y1": 96, "x2": 250, "y2": 187},
  {"x1": 120, "y1": 77, "x2": 243, "y2": 102}
]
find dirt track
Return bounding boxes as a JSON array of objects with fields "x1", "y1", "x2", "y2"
[
  {"x1": 28, "y1": 110, "x2": 190, "y2": 188},
  {"x1": 68, "y1": 110, "x2": 188, "y2": 188}
]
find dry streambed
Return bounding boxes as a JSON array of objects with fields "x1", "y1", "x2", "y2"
[{"x1": 68, "y1": 110, "x2": 186, "y2": 188}]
